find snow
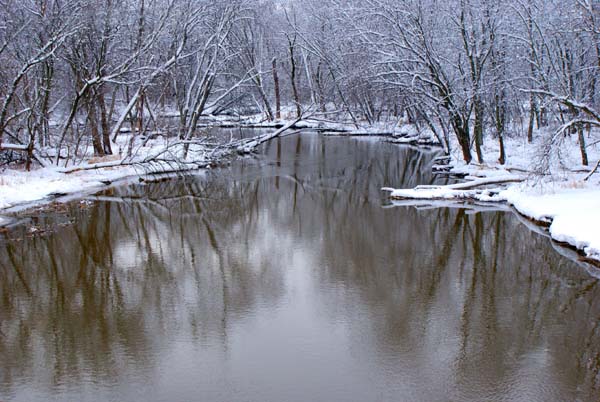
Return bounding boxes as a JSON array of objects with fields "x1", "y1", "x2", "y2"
[
  {"x1": 0, "y1": 164, "x2": 140, "y2": 210},
  {"x1": 501, "y1": 187, "x2": 600, "y2": 260},
  {"x1": 0, "y1": 134, "x2": 215, "y2": 216},
  {"x1": 0, "y1": 117, "x2": 406, "y2": 221},
  {"x1": 1, "y1": 143, "x2": 29, "y2": 151},
  {"x1": 384, "y1": 126, "x2": 600, "y2": 264},
  {"x1": 388, "y1": 186, "x2": 484, "y2": 200},
  {"x1": 386, "y1": 181, "x2": 600, "y2": 262}
]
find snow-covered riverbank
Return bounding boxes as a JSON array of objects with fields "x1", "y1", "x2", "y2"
[
  {"x1": 385, "y1": 133, "x2": 600, "y2": 264},
  {"x1": 3, "y1": 117, "x2": 600, "y2": 267},
  {"x1": 0, "y1": 134, "x2": 216, "y2": 215},
  {"x1": 0, "y1": 118, "x2": 434, "y2": 218},
  {"x1": 504, "y1": 187, "x2": 600, "y2": 259},
  {"x1": 0, "y1": 163, "x2": 161, "y2": 211}
]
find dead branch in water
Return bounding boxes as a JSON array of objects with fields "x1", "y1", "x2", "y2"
[
  {"x1": 60, "y1": 119, "x2": 303, "y2": 174},
  {"x1": 234, "y1": 118, "x2": 302, "y2": 154}
]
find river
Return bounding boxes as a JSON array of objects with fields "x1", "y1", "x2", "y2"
[{"x1": 1, "y1": 132, "x2": 600, "y2": 401}]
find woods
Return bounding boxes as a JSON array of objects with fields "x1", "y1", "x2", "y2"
[{"x1": 0, "y1": 0, "x2": 598, "y2": 170}]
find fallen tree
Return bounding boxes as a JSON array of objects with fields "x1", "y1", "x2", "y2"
[
  {"x1": 59, "y1": 118, "x2": 304, "y2": 175},
  {"x1": 382, "y1": 175, "x2": 526, "y2": 201}
]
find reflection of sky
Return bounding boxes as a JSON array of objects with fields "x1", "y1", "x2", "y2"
[{"x1": 1, "y1": 134, "x2": 599, "y2": 401}]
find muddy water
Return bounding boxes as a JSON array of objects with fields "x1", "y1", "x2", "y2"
[{"x1": 1, "y1": 133, "x2": 600, "y2": 402}]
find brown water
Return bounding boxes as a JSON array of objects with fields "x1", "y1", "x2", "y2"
[{"x1": 1, "y1": 133, "x2": 600, "y2": 402}]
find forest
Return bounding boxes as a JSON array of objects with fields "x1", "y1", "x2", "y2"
[{"x1": 0, "y1": 0, "x2": 598, "y2": 172}]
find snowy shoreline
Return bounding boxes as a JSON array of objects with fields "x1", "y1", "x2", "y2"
[
  {"x1": 386, "y1": 184, "x2": 600, "y2": 266},
  {"x1": 0, "y1": 119, "x2": 434, "y2": 221},
  {"x1": 0, "y1": 163, "x2": 193, "y2": 216},
  {"x1": 2, "y1": 119, "x2": 600, "y2": 268},
  {"x1": 384, "y1": 133, "x2": 600, "y2": 266}
]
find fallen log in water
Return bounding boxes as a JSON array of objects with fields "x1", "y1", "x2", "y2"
[
  {"x1": 235, "y1": 118, "x2": 302, "y2": 154},
  {"x1": 60, "y1": 119, "x2": 303, "y2": 174},
  {"x1": 0, "y1": 142, "x2": 29, "y2": 151},
  {"x1": 382, "y1": 175, "x2": 526, "y2": 201}
]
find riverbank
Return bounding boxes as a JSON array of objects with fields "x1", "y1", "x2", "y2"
[
  {"x1": 384, "y1": 132, "x2": 600, "y2": 265},
  {"x1": 0, "y1": 118, "x2": 434, "y2": 219},
  {"x1": 3, "y1": 117, "x2": 600, "y2": 267},
  {"x1": 0, "y1": 135, "x2": 215, "y2": 216}
]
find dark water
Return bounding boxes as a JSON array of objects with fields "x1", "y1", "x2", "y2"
[{"x1": 1, "y1": 133, "x2": 600, "y2": 402}]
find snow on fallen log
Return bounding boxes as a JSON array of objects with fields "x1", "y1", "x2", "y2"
[
  {"x1": 382, "y1": 175, "x2": 525, "y2": 201},
  {"x1": 0, "y1": 142, "x2": 29, "y2": 151},
  {"x1": 1, "y1": 142, "x2": 51, "y2": 168},
  {"x1": 60, "y1": 156, "x2": 213, "y2": 175},
  {"x1": 383, "y1": 174, "x2": 600, "y2": 264},
  {"x1": 323, "y1": 131, "x2": 395, "y2": 136},
  {"x1": 236, "y1": 118, "x2": 301, "y2": 154},
  {"x1": 383, "y1": 186, "x2": 499, "y2": 201},
  {"x1": 383, "y1": 198, "x2": 512, "y2": 214},
  {"x1": 60, "y1": 158, "x2": 129, "y2": 174},
  {"x1": 59, "y1": 121, "x2": 303, "y2": 175}
]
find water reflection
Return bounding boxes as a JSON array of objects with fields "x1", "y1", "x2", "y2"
[{"x1": 1, "y1": 133, "x2": 599, "y2": 401}]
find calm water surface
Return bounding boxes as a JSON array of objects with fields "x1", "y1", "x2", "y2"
[{"x1": 1, "y1": 133, "x2": 600, "y2": 401}]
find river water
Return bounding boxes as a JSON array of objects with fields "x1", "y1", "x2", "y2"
[{"x1": 1, "y1": 133, "x2": 600, "y2": 401}]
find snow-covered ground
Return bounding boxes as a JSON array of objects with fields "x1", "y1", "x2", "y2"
[
  {"x1": 3, "y1": 116, "x2": 598, "y2": 266},
  {"x1": 0, "y1": 163, "x2": 141, "y2": 210},
  {"x1": 0, "y1": 133, "x2": 216, "y2": 216},
  {"x1": 386, "y1": 129, "x2": 600, "y2": 264},
  {"x1": 503, "y1": 186, "x2": 600, "y2": 259},
  {"x1": 0, "y1": 117, "x2": 428, "y2": 218}
]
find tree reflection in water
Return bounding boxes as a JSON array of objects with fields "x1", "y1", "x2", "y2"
[{"x1": 1, "y1": 133, "x2": 599, "y2": 401}]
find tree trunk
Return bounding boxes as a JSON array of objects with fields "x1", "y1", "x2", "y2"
[
  {"x1": 98, "y1": 87, "x2": 113, "y2": 155},
  {"x1": 451, "y1": 114, "x2": 472, "y2": 163},
  {"x1": 38, "y1": 59, "x2": 54, "y2": 148},
  {"x1": 137, "y1": 92, "x2": 144, "y2": 137},
  {"x1": 315, "y1": 62, "x2": 326, "y2": 112},
  {"x1": 87, "y1": 100, "x2": 104, "y2": 156},
  {"x1": 473, "y1": 97, "x2": 484, "y2": 163},
  {"x1": 301, "y1": 48, "x2": 317, "y2": 106},
  {"x1": 498, "y1": 131, "x2": 506, "y2": 165},
  {"x1": 288, "y1": 41, "x2": 301, "y2": 118},
  {"x1": 527, "y1": 95, "x2": 536, "y2": 143},
  {"x1": 272, "y1": 58, "x2": 281, "y2": 120},
  {"x1": 578, "y1": 123, "x2": 589, "y2": 166},
  {"x1": 254, "y1": 74, "x2": 274, "y2": 121}
]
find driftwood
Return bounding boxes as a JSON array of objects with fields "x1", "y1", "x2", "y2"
[
  {"x1": 434, "y1": 175, "x2": 525, "y2": 190},
  {"x1": 61, "y1": 157, "x2": 212, "y2": 175},
  {"x1": 323, "y1": 131, "x2": 394, "y2": 136},
  {"x1": 405, "y1": 175, "x2": 525, "y2": 191}
]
